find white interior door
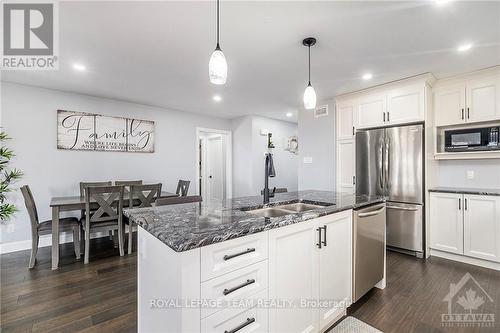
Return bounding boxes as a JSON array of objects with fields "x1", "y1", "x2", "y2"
[{"x1": 206, "y1": 136, "x2": 224, "y2": 201}]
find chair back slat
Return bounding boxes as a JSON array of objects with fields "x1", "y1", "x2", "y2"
[
  {"x1": 130, "y1": 183, "x2": 162, "y2": 208},
  {"x1": 114, "y1": 180, "x2": 143, "y2": 194},
  {"x1": 176, "y1": 180, "x2": 190, "y2": 196},
  {"x1": 79, "y1": 181, "x2": 113, "y2": 198},
  {"x1": 85, "y1": 185, "x2": 124, "y2": 223},
  {"x1": 20, "y1": 185, "x2": 39, "y2": 228},
  {"x1": 156, "y1": 195, "x2": 202, "y2": 206}
]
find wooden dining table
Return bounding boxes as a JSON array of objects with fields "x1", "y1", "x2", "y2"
[{"x1": 49, "y1": 191, "x2": 178, "y2": 270}]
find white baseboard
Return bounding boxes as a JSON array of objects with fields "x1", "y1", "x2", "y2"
[
  {"x1": 430, "y1": 249, "x2": 500, "y2": 271},
  {"x1": 0, "y1": 231, "x2": 114, "y2": 254}
]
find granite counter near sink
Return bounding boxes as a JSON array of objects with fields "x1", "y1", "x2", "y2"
[{"x1": 124, "y1": 190, "x2": 385, "y2": 252}]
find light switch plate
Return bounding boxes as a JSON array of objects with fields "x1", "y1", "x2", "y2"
[
  {"x1": 303, "y1": 157, "x2": 313, "y2": 164},
  {"x1": 467, "y1": 170, "x2": 475, "y2": 180}
]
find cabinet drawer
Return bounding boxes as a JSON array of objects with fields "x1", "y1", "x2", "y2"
[
  {"x1": 201, "y1": 260, "x2": 268, "y2": 318},
  {"x1": 201, "y1": 232, "x2": 268, "y2": 281},
  {"x1": 201, "y1": 290, "x2": 269, "y2": 333}
]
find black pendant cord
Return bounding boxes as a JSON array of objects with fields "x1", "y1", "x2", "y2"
[
  {"x1": 216, "y1": 0, "x2": 220, "y2": 49},
  {"x1": 308, "y1": 45, "x2": 311, "y2": 85}
]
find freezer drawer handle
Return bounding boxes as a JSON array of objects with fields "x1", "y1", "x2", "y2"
[
  {"x1": 358, "y1": 207, "x2": 385, "y2": 218},
  {"x1": 224, "y1": 317, "x2": 256, "y2": 333},
  {"x1": 223, "y1": 279, "x2": 256, "y2": 296},
  {"x1": 386, "y1": 205, "x2": 418, "y2": 211},
  {"x1": 223, "y1": 248, "x2": 256, "y2": 261}
]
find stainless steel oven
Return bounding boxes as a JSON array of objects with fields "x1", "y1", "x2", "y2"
[{"x1": 445, "y1": 126, "x2": 500, "y2": 152}]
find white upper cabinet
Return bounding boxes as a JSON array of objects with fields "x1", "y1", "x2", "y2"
[
  {"x1": 357, "y1": 92, "x2": 386, "y2": 129},
  {"x1": 434, "y1": 83, "x2": 466, "y2": 126},
  {"x1": 387, "y1": 84, "x2": 425, "y2": 126},
  {"x1": 463, "y1": 195, "x2": 500, "y2": 262},
  {"x1": 466, "y1": 74, "x2": 500, "y2": 123},
  {"x1": 434, "y1": 68, "x2": 500, "y2": 126},
  {"x1": 336, "y1": 99, "x2": 356, "y2": 140}
]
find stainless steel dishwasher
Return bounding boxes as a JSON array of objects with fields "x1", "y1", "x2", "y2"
[{"x1": 353, "y1": 202, "x2": 386, "y2": 302}]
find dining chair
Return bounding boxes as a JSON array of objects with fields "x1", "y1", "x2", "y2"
[
  {"x1": 114, "y1": 180, "x2": 143, "y2": 194},
  {"x1": 83, "y1": 185, "x2": 125, "y2": 264},
  {"x1": 155, "y1": 195, "x2": 202, "y2": 206},
  {"x1": 79, "y1": 181, "x2": 113, "y2": 240},
  {"x1": 176, "y1": 180, "x2": 190, "y2": 196},
  {"x1": 126, "y1": 183, "x2": 162, "y2": 254},
  {"x1": 21, "y1": 185, "x2": 81, "y2": 268}
]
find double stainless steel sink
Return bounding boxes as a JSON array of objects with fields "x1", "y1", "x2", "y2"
[{"x1": 245, "y1": 202, "x2": 326, "y2": 218}]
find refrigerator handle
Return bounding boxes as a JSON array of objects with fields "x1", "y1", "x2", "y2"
[
  {"x1": 378, "y1": 143, "x2": 384, "y2": 188},
  {"x1": 384, "y1": 140, "x2": 390, "y2": 191}
]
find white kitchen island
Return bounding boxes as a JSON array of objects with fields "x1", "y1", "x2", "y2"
[{"x1": 126, "y1": 191, "x2": 386, "y2": 333}]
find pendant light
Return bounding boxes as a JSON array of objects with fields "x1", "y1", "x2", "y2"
[
  {"x1": 302, "y1": 37, "x2": 317, "y2": 110},
  {"x1": 209, "y1": 0, "x2": 227, "y2": 85}
]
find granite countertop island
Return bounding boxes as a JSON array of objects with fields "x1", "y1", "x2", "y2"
[{"x1": 124, "y1": 190, "x2": 385, "y2": 252}]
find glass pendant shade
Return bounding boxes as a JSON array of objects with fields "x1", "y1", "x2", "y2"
[
  {"x1": 209, "y1": 46, "x2": 227, "y2": 85},
  {"x1": 303, "y1": 83, "x2": 317, "y2": 110}
]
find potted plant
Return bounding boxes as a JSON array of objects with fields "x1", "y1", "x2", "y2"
[{"x1": 0, "y1": 131, "x2": 23, "y2": 221}]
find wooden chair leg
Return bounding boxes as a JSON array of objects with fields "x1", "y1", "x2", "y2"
[
  {"x1": 112, "y1": 229, "x2": 118, "y2": 248},
  {"x1": 73, "y1": 227, "x2": 81, "y2": 260},
  {"x1": 29, "y1": 236, "x2": 39, "y2": 269},
  {"x1": 84, "y1": 227, "x2": 90, "y2": 264},
  {"x1": 118, "y1": 224, "x2": 124, "y2": 257},
  {"x1": 128, "y1": 224, "x2": 133, "y2": 255}
]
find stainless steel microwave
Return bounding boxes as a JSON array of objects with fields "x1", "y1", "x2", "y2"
[{"x1": 445, "y1": 126, "x2": 500, "y2": 152}]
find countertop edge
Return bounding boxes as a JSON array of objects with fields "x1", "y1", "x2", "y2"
[{"x1": 428, "y1": 188, "x2": 500, "y2": 196}]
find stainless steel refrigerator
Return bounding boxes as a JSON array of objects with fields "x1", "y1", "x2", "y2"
[{"x1": 355, "y1": 124, "x2": 424, "y2": 257}]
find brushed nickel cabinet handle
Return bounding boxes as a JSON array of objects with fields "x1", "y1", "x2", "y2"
[
  {"x1": 223, "y1": 279, "x2": 255, "y2": 296},
  {"x1": 223, "y1": 248, "x2": 255, "y2": 261},
  {"x1": 224, "y1": 318, "x2": 255, "y2": 333},
  {"x1": 321, "y1": 225, "x2": 327, "y2": 246},
  {"x1": 316, "y1": 227, "x2": 322, "y2": 249}
]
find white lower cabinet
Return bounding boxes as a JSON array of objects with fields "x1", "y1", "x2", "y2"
[
  {"x1": 268, "y1": 211, "x2": 352, "y2": 333},
  {"x1": 463, "y1": 195, "x2": 500, "y2": 262},
  {"x1": 430, "y1": 192, "x2": 500, "y2": 263},
  {"x1": 430, "y1": 192, "x2": 463, "y2": 254},
  {"x1": 317, "y1": 211, "x2": 352, "y2": 329}
]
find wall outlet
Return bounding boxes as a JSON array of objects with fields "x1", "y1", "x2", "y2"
[
  {"x1": 303, "y1": 157, "x2": 313, "y2": 164},
  {"x1": 467, "y1": 170, "x2": 475, "y2": 180}
]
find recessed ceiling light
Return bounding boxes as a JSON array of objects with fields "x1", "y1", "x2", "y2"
[
  {"x1": 286, "y1": 112, "x2": 293, "y2": 118},
  {"x1": 212, "y1": 95, "x2": 222, "y2": 102},
  {"x1": 435, "y1": 0, "x2": 452, "y2": 6},
  {"x1": 457, "y1": 43, "x2": 472, "y2": 52},
  {"x1": 73, "y1": 63, "x2": 86, "y2": 71},
  {"x1": 362, "y1": 73, "x2": 373, "y2": 81}
]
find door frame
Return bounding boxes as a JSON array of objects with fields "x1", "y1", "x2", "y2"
[{"x1": 196, "y1": 127, "x2": 232, "y2": 200}]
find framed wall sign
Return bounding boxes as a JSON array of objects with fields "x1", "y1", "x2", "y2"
[{"x1": 57, "y1": 110, "x2": 155, "y2": 153}]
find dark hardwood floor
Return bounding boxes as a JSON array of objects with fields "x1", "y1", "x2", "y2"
[{"x1": 2, "y1": 237, "x2": 500, "y2": 333}]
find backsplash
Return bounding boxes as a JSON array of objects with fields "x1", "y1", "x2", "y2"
[{"x1": 438, "y1": 159, "x2": 500, "y2": 189}]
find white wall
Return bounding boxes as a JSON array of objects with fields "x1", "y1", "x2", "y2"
[
  {"x1": 298, "y1": 100, "x2": 335, "y2": 191},
  {"x1": 437, "y1": 160, "x2": 500, "y2": 189},
  {"x1": 0, "y1": 82, "x2": 231, "y2": 246},
  {"x1": 231, "y1": 116, "x2": 298, "y2": 197}
]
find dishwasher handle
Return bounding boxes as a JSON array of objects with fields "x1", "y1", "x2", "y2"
[{"x1": 357, "y1": 207, "x2": 385, "y2": 218}]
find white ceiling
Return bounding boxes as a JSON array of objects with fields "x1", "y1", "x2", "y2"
[{"x1": 3, "y1": 1, "x2": 500, "y2": 123}]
